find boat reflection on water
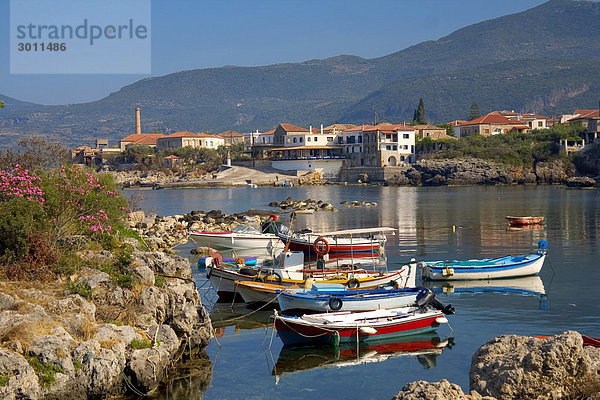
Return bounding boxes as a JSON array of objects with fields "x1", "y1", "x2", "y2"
[
  {"x1": 272, "y1": 332, "x2": 453, "y2": 382},
  {"x1": 507, "y1": 223, "x2": 544, "y2": 231},
  {"x1": 423, "y1": 275, "x2": 548, "y2": 310},
  {"x1": 209, "y1": 303, "x2": 273, "y2": 337}
]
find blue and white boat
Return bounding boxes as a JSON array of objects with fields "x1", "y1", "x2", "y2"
[
  {"x1": 420, "y1": 240, "x2": 548, "y2": 281},
  {"x1": 277, "y1": 285, "x2": 434, "y2": 313}
]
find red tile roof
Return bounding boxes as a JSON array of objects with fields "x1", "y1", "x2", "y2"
[
  {"x1": 342, "y1": 125, "x2": 376, "y2": 132},
  {"x1": 259, "y1": 129, "x2": 276, "y2": 136},
  {"x1": 462, "y1": 113, "x2": 528, "y2": 126},
  {"x1": 218, "y1": 130, "x2": 244, "y2": 138},
  {"x1": 279, "y1": 123, "x2": 308, "y2": 132},
  {"x1": 165, "y1": 131, "x2": 222, "y2": 139},
  {"x1": 120, "y1": 133, "x2": 164, "y2": 142}
]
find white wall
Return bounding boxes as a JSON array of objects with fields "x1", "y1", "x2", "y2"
[{"x1": 271, "y1": 159, "x2": 344, "y2": 179}]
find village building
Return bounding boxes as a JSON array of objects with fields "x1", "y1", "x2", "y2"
[
  {"x1": 163, "y1": 155, "x2": 183, "y2": 168},
  {"x1": 269, "y1": 123, "x2": 344, "y2": 178},
  {"x1": 156, "y1": 131, "x2": 224, "y2": 151},
  {"x1": 118, "y1": 133, "x2": 165, "y2": 150},
  {"x1": 458, "y1": 112, "x2": 529, "y2": 137},
  {"x1": 217, "y1": 130, "x2": 245, "y2": 146},
  {"x1": 361, "y1": 124, "x2": 416, "y2": 167},
  {"x1": 413, "y1": 124, "x2": 454, "y2": 140},
  {"x1": 565, "y1": 109, "x2": 600, "y2": 146}
]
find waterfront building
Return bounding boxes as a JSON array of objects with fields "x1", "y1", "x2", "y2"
[
  {"x1": 156, "y1": 131, "x2": 225, "y2": 150},
  {"x1": 362, "y1": 124, "x2": 416, "y2": 167},
  {"x1": 459, "y1": 112, "x2": 529, "y2": 137}
]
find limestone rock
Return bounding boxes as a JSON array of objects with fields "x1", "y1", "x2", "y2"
[
  {"x1": 392, "y1": 379, "x2": 491, "y2": 400},
  {"x1": 470, "y1": 331, "x2": 597, "y2": 399},
  {"x1": 0, "y1": 349, "x2": 40, "y2": 400}
]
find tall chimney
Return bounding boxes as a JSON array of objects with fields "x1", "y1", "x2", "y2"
[
  {"x1": 135, "y1": 107, "x2": 141, "y2": 134},
  {"x1": 320, "y1": 124, "x2": 323, "y2": 134}
]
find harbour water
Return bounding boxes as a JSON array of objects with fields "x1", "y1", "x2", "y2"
[{"x1": 125, "y1": 185, "x2": 599, "y2": 399}]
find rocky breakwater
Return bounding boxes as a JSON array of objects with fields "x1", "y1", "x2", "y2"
[
  {"x1": 392, "y1": 331, "x2": 600, "y2": 399},
  {"x1": 384, "y1": 158, "x2": 591, "y2": 186},
  {"x1": 0, "y1": 250, "x2": 212, "y2": 399}
]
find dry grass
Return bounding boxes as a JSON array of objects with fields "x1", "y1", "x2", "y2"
[
  {"x1": 0, "y1": 319, "x2": 61, "y2": 353},
  {"x1": 98, "y1": 337, "x2": 122, "y2": 350},
  {"x1": 0, "y1": 280, "x2": 65, "y2": 309}
]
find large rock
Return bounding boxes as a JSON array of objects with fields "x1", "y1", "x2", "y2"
[
  {"x1": 0, "y1": 349, "x2": 41, "y2": 399},
  {"x1": 392, "y1": 379, "x2": 495, "y2": 400},
  {"x1": 469, "y1": 331, "x2": 598, "y2": 399}
]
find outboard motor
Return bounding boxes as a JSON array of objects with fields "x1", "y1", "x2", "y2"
[
  {"x1": 415, "y1": 286, "x2": 455, "y2": 315},
  {"x1": 537, "y1": 240, "x2": 548, "y2": 254}
]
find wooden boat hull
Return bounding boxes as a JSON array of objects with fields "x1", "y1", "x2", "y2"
[
  {"x1": 422, "y1": 253, "x2": 546, "y2": 281},
  {"x1": 208, "y1": 265, "x2": 408, "y2": 299},
  {"x1": 277, "y1": 287, "x2": 424, "y2": 313},
  {"x1": 506, "y1": 216, "x2": 544, "y2": 226},
  {"x1": 274, "y1": 307, "x2": 445, "y2": 345}
]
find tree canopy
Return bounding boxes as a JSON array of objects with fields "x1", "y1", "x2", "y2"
[{"x1": 469, "y1": 101, "x2": 480, "y2": 121}]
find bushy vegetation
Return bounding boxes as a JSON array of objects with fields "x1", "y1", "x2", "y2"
[
  {"x1": 130, "y1": 338, "x2": 152, "y2": 350},
  {"x1": 0, "y1": 162, "x2": 131, "y2": 281},
  {"x1": 425, "y1": 123, "x2": 586, "y2": 167},
  {"x1": 27, "y1": 356, "x2": 64, "y2": 387}
]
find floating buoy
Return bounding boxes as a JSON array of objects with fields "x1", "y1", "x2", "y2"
[
  {"x1": 435, "y1": 316, "x2": 448, "y2": 324},
  {"x1": 359, "y1": 327, "x2": 377, "y2": 335}
]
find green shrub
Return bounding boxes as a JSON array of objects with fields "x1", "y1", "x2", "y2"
[
  {"x1": 27, "y1": 356, "x2": 64, "y2": 388},
  {"x1": 130, "y1": 338, "x2": 152, "y2": 350},
  {"x1": 66, "y1": 280, "x2": 93, "y2": 299},
  {"x1": 116, "y1": 274, "x2": 133, "y2": 289},
  {"x1": 73, "y1": 359, "x2": 82, "y2": 371},
  {"x1": 154, "y1": 275, "x2": 165, "y2": 288},
  {"x1": 0, "y1": 374, "x2": 9, "y2": 386},
  {"x1": 53, "y1": 252, "x2": 82, "y2": 276}
]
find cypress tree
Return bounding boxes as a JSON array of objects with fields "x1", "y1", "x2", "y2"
[
  {"x1": 415, "y1": 98, "x2": 426, "y2": 124},
  {"x1": 469, "y1": 101, "x2": 480, "y2": 120}
]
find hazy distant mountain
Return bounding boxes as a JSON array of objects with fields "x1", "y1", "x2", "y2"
[
  {"x1": 341, "y1": 58, "x2": 600, "y2": 123},
  {"x1": 1, "y1": 0, "x2": 600, "y2": 147}
]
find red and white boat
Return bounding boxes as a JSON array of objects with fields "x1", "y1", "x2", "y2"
[
  {"x1": 506, "y1": 216, "x2": 544, "y2": 226},
  {"x1": 274, "y1": 306, "x2": 449, "y2": 346},
  {"x1": 275, "y1": 226, "x2": 395, "y2": 255},
  {"x1": 189, "y1": 224, "x2": 281, "y2": 250}
]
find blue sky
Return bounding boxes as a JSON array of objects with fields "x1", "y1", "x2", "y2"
[{"x1": 0, "y1": 0, "x2": 549, "y2": 105}]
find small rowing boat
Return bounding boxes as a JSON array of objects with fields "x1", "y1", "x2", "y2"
[
  {"x1": 421, "y1": 240, "x2": 548, "y2": 281},
  {"x1": 506, "y1": 216, "x2": 544, "y2": 226}
]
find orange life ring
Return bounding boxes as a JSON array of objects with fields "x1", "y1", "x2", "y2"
[{"x1": 313, "y1": 236, "x2": 330, "y2": 255}]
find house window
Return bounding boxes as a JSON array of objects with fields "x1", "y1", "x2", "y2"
[
  {"x1": 393, "y1": 134, "x2": 397, "y2": 142},
  {"x1": 386, "y1": 134, "x2": 391, "y2": 140},
  {"x1": 338, "y1": 137, "x2": 343, "y2": 144},
  {"x1": 538, "y1": 121, "x2": 543, "y2": 127},
  {"x1": 484, "y1": 129, "x2": 490, "y2": 134},
  {"x1": 386, "y1": 145, "x2": 391, "y2": 150},
  {"x1": 307, "y1": 137, "x2": 311, "y2": 142},
  {"x1": 293, "y1": 137, "x2": 297, "y2": 143},
  {"x1": 403, "y1": 134, "x2": 409, "y2": 139},
  {"x1": 358, "y1": 136, "x2": 362, "y2": 143},
  {"x1": 393, "y1": 145, "x2": 397, "y2": 150},
  {"x1": 327, "y1": 137, "x2": 333, "y2": 142},
  {"x1": 287, "y1": 138, "x2": 291, "y2": 143},
  {"x1": 299, "y1": 137, "x2": 303, "y2": 142}
]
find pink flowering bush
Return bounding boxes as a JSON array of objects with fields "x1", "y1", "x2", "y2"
[{"x1": 0, "y1": 164, "x2": 129, "y2": 280}]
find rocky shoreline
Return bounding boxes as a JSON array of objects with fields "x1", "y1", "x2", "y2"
[
  {"x1": 2, "y1": 204, "x2": 599, "y2": 399},
  {"x1": 0, "y1": 214, "x2": 213, "y2": 399},
  {"x1": 109, "y1": 158, "x2": 599, "y2": 189},
  {"x1": 393, "y1": 331, "x2": 600, "y2": 399}
]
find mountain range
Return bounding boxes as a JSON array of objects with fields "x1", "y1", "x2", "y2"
[{"x1": 1, "y1": 0, "x2": 600, "y2": 147}]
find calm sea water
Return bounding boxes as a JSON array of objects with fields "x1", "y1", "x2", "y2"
[{"x1": 125, "y1": 185, "x2": 599, "y2": 399}]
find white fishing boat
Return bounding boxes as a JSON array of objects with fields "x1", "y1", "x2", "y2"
[
  {"x1": 274, "y1": 306, "x2": 450, "y2": 346},
  {"x1": 189, "y1": 224, "x2": 281, "y2": 250},
  {"x1": 277, "y1": 285, "x2": 429, "y2": 313}
]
